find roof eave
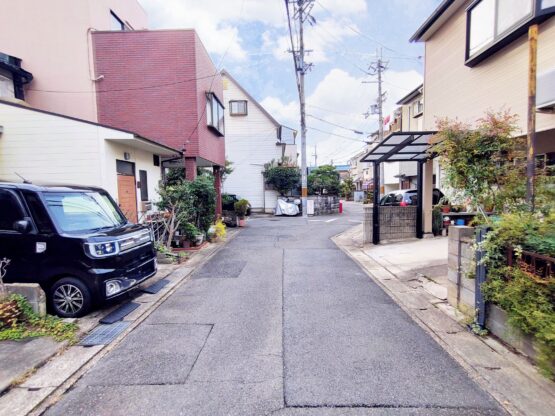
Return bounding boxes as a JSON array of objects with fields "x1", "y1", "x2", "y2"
[{"x1": 409, "y1": 0, "x2": 458, "y2": 42}]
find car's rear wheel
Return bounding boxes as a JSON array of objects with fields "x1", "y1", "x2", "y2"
[{"x1": 50, "y1": 277, "x2": 92, "y2": 318}]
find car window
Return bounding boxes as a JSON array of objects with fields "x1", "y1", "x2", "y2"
[
  {"x1": 23, "y1": 192, "x2": 54, "y2": 234},
  {"x1": 0, "y1": 190, "x2": 25, "y2": 231},
  {"x1": 394, "y1": 194, "x2": 403, "y2": 203}
]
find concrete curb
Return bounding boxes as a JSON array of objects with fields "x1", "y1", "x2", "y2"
[
  {"x1": 0, "y1": 230, "x2": 239, "y2": 416},
  {"x1": 332, "y1": 225, "x2": 555, "y2": 416}
]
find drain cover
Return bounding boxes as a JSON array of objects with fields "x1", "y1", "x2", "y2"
[
  {"x1": 99, "y1": 302, "x2": 140, "y2": 324},
  {"x1": 141, "y1": 279, "x2": 169, "y2": 294},
  {"x1": 79, "y1": 321, "x2": 130, "y2": 346}
]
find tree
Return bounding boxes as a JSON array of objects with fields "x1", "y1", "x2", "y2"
[
  {"x1": 222, "y1": 159, "x2": 234, "y2": 183},
  {"x1": 308, "y1": 165, "x2": 341, "y2": 195},
  {"x1": 263, "y1": 159, "x2": 300, "y2": 196},
  {"x1": 189, "y1": 175, "x2": 216, "y2": 233},
  {"x1": 341, "y1": 177, "x2": 355, "y2": 200},
  {"x1": 157, "y1": 181, "x2": 193, "y2": 248},
  {"x1": 432, "y1": 111, "x2": 526, "y2": 215}
]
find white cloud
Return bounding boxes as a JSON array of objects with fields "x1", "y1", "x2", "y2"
[
  {"x1": 139, "y1": 0, "x2": 368, "y2": 62},
  {"x1": 261, "y1": 67, "x2": 423, "y2": 164}
]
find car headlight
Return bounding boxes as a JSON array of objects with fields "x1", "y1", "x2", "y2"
[{"x1": 87, "y1": 241, "x2": 120, "y2": 258}]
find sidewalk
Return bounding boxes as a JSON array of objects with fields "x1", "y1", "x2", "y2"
[
  {"x1": 0, "y1": 230, "x2": 237, "y2": 416},
  {"x1": 333, "y1": 224, "x2": 555, "y2": 416}
]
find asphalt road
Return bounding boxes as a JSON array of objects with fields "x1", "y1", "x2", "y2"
[{"x1": 47, "y1": 203, "x2": 503, "y2": 416}]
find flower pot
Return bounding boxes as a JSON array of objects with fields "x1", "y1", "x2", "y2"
[
  {"x1": 441, "y1": 205, "x2": 451, "y2": 213},
  {"x1": 194, "y1": 234, "x2": 204, "y2": 246},
  {"x1": 238, "y1": 218, "x2": 246, "y2": 227}
]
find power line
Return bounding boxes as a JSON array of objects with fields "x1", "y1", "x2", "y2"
[
  {"x1": 28, "y1": 73, "x2": 217, "y2": 94},
  {"x1": 308, "y1": 126, "x2": 370, "y2": 142},
  {"x1": 314, "y1": 0, "x2": 421, "y2": 60},
  {"x1": 307, "y1": 114, "x2": 372, "y2": 135}
]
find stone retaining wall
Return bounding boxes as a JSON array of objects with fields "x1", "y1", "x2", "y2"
[{"x1": 308, "y1": 195, "x2": 340, "y2": 216}]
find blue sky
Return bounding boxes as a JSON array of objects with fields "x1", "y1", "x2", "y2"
[{"x1": 139, "y1": 0, "x2": 441, "y2": 164}]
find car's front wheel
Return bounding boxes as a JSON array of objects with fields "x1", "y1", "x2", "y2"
[{"x1": 50, "y1": 277, "x2": 92, "y2": 318}]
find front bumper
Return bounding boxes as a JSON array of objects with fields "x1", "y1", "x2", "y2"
[{"x1": 90, "y1": 256, "x2": 157, "y2": 300}]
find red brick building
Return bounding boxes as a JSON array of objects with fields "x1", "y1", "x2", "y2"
[{"x1": 92, "y1": 29, "x2": 225, "y2": 213}]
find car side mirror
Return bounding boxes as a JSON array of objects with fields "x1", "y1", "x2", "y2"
[{"x1": 13, "y1": 219, "x2": 32, "y2": 234}]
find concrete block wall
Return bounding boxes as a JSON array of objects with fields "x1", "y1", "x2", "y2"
[
  {"x1": 447, "y1": 226, "x2": 476, "y2": 316},
  {"x1": 5, "y1": 283, "x2": 47, "y2": 316},
  {"x1": 308, "y1": 196, "x2": 340, "y2": 216},
  {"x1": 362, "y1": 205, "x2": 417, "y2": 243}
]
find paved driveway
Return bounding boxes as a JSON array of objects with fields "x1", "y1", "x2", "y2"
[{"x1": 47, "y1": 203, "x2": 503, "y2": 415}]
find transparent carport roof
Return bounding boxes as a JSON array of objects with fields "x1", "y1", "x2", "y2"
[{"x1": 360, "y1": 131, "x2": 438, "y2": 163}]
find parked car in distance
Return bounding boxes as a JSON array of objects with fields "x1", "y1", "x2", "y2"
[
  {"x1": 0, "y1": 183, "x2": 157, "y2": 318},
  {"x1": 379, "y1": 188, "x2": 444, "y2": 207}
]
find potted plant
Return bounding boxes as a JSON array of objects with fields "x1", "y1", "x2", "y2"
[
  {"x1": 234, "y1": 199, "x2": 250, "y2": 227},
  {"x1": 181, "y1": 222, "x2": 201, "y2": 247}
]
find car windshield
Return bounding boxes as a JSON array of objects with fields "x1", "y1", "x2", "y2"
[{"x1": 43, "y1": 191, "x2": 126, "y2": 233}]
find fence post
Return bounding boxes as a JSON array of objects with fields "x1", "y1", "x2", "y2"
[{"x1": 474, "y1": 227, "x2": 488, "y2": 329}]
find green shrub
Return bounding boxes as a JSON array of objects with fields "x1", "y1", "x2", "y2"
[
  {"x1": 181, "y1": 222, "x2": 200, "y2": 242},
  {"x1": 263, "y1": 165, "x2": 300, "y2": 196},
  {"x1": 234, "y1": 199, "x2": 249, "y2": 219},
  {"x1": 0, "y1": 294, "x2": 77, "y2": 343}
]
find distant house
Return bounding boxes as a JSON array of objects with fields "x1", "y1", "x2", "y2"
[
  {"x1": 0, "y1": 100, "x2": 180, "y2": 222},
  {"x1": 334, "y1": 164, "x2": 350, "y2": 180},
  {"x1": 221, "y1": 70, "x2": 297, "y2": 213}
]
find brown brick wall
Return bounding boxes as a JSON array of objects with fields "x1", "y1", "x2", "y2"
[{"x1": 92, "y1": 30, "x2": 225, "y2": 166}]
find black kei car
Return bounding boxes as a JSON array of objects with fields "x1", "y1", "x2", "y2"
[{"x1": 0, "y1": 183, "x2": 157, "y2": 318}]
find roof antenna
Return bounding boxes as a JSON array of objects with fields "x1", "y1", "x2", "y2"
[{"x1": 14, "y1": 172, "x2": 32, "y2": 184}]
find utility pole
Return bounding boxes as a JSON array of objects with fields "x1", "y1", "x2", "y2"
[
  {"x1": 285, "y1": 0, "x2": 314, "y2": 218},
  {"x1": 312, "y1": 144, "x2": 318, "y2": 167},
  {"x1": 527, "y1": 24, "x2": 538, "y2": 210},
  {"x1": 364, "y1": 48, "x2": 388, "y2": 196}
]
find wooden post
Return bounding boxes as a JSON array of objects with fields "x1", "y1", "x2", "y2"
[{"x1": 527, "y1": 24, "x2": 538, "y2": 210}]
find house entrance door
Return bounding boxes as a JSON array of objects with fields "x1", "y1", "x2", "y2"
[{"x1": 116, "y1": 160, "x2": 138, "y2": 223}]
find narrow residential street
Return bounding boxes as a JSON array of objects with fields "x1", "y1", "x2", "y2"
[{"x1": 46, "y1": 204, "x2": 503, "y2": 416}]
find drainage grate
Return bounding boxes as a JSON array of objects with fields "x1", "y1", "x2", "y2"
[
  {"x1": 141, "y1": 279, "x2": 169, "y2": 294},
  {"x1": 99, "y1": 302, "x2": 140, "y2": 324},
  {"x1": 79, "y1": 321, "x2": 130, "y2": 346}
]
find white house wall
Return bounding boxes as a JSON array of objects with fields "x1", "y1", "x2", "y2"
[
  {"x1": 102, "y1": 140, "x2": 163, "y2": 219},
  {"x1": 222, "y1": 76, "x2": 283, "y2": 212},
  {"x1": 0, "y1": 103, "x2": 102, "y2": 185}
]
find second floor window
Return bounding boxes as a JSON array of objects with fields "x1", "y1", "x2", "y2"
[
  {"x1": 467, "y1": 0, "x2": 533, "y2": 58},
  {"x1": 206, "y1": 92, "x2": 225, "y2": 136},
  {"x1": 229, "y1": 100, "x2": 248, "y2": 116}
]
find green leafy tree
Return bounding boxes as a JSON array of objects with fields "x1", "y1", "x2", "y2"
[
  {"x1": 157, "y1": 181, "x2": 193, "y2": 248},
  {"x1": 308, "y1": 165, "x2": 341, "y2": 195},
  {"x1": 263, "y1": 159, "x2": 300, "y2": 196},
  {"x1": 432, "y1": 111, "x2": 526, "y2": 215},
  {"x1": 189, "y1": 175, "x2": 217, "y2": 233},
  {"x1": 341, "y1": 177, "x2": 355, "y2": 200}
]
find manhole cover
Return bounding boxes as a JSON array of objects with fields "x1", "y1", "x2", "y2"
[{"x1": 79, "y1": 321, "x2": 130, "y2": 346}]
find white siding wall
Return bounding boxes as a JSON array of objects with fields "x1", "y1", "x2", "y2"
[
  {"x1": 0, "y1": 103, "x2": 165, "y2": 221},
  {"x1": 0, "y1": 103, "x2": 103, "y2": 185},
  {"x1": 222, "y1": 76, "x2": 283, "y2": 212},
  {"x1": 102, "y1": 141, "x2": 163, "y2": 218}
]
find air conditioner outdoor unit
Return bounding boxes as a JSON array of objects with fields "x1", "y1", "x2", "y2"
[
  {"x1": 537, "y1": 68, "x2": 555, "y2": 112},
  {"x1": 140, "y1": 201, "x2": 152, "y2": 212}
]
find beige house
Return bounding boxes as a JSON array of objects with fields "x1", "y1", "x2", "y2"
[{"x1": 412, "y1": 0, "x2": 555, "y2": 159}]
